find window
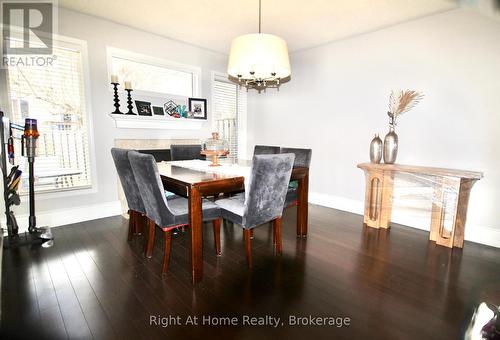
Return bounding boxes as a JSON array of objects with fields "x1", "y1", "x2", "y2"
[
  {"x1": 212, "y1": 73, "x2": 247, "y2": 160},
  {"x1": 6, "y1": 38, "x2": 93, "y2": 193},
  {"x1": 108, "y1": 47, "x2": 200, "y2": 97}
]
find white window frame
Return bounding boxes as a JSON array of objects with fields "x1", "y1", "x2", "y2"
[
  {"x1": 211, "y1": 71, "x2": 248, "y2": 160},
  {"x1": 106, "y1": 47, "x2": 202, "y2": 98},
  {"x1": 2, "y1": 34, "x2": 98, "y2": 200}
]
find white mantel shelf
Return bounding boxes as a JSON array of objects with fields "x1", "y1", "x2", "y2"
[{"x1": 109, "y1": 113, "x2": 204, "y2": 130}]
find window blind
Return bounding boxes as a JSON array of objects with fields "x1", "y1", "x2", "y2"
[
  {"x1": 7, "y1": 41, "x2": 92, "y2": 193},
  {"x1": 213, "y1": 75, "x2": 247, "y2": 160}
]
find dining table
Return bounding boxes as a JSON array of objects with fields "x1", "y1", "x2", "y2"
[{"x1": 157, "y1": 159, "x2": 309, "y2": 284}]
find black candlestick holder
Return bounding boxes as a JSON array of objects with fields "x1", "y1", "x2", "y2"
[
  {"x1": 125, "y1": 89, "x2": 135, "y2": 115},
  {"x1": 111, "y1": 82, "x2": 123, "y2": 114}
]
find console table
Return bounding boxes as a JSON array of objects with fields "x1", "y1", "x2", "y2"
[{"x1": 357, "y1": 163, "x2": 483, "y2": 248}]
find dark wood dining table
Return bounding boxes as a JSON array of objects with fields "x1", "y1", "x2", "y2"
[{"x1": 157, "y1": 159, "x2": 309, "y2": 284}]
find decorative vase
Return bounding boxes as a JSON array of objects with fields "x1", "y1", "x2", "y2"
[
  {"x1": 201, "y1": 132, "x2": 229, "y2": 166},
  {"x1": 369, "y1": 134, "x2": 383, "y2": 164},
  {"x1": 383, "y1": 127, "x2": 398, "y2": 164}
]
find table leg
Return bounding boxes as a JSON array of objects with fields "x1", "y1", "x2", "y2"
[
  {"x1": 452, "y1": 179, "x2": 474, "y2": 248},
  {"x1": 297, "y1": 172, "x2": 309, "y2": 237},
  {"x1": 188, "y1": 185, "x2": 203, "y2": 283},
  {"x1": 431, "y1": 177, "x2": 474, "y2": 248},
  {"x1": 430, "y1": 177, "x2": 446, "y2": 242},
  {"x1": 363, "y1": 170, "x2": 394, "y2": 229}
]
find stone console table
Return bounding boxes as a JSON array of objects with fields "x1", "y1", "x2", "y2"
[{"x1": 357, "y1": 163, "x2": 483, "y2": 248}]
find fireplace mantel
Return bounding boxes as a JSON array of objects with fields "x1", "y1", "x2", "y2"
[{"x1": 109, "y1": 113, "x2": 204, "y2": 130}]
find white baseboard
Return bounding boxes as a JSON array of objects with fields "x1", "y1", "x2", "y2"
[
  {"x1": 7, "y1": 193, "x2": 500, "y2": 249},
  {"x1": 309, "y1": 192, "x2": 364, "y2": 215},
  {"x1": 13, "y1": 200, "x2": 122, "y2": 233},
  {"x1": 309, "y1": 192, "x2": 500, "y2": 249}
]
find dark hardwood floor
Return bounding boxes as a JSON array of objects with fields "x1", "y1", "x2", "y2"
[{"x1": 1, "y1": 204, "x2": 500, "y2": 339}]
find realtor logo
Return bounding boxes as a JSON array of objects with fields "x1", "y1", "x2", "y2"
[{"x1": 1, "y1": 0, "x2": 54, "y2": 55}]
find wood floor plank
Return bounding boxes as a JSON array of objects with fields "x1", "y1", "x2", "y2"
[{"x1": 2, "y1": 205, "x2": 500, "y2": 340}]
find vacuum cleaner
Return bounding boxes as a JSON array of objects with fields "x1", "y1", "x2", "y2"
[{"x1": 1, "y1": 111, "x2": 53, "y2": 248}]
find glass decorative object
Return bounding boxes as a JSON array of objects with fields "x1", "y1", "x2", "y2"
[{"x1": 201, "y1": 132, "x2": 229, "y2": 166}]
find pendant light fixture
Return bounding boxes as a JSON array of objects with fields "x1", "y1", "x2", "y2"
[{"x1": 227, "y1": 0, "x2": 291, "y2": 92}]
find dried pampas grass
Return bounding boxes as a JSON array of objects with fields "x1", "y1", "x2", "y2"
[{"x1": 387, "y1": 90, "x2": 424, "y2": 126}]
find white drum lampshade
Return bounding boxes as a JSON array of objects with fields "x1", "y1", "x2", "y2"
[
  {"x1": 227, "y1": 33, "x2": 291, "y2": 87},
  {"x1": 227, "y1": 0, "x2": 291, "y2": 91}
]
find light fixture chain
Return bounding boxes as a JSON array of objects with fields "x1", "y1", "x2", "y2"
[{"x1": 258, "y1": 0, "x2": 261, "y2": 33}]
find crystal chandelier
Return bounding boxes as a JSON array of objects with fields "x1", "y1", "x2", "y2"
[{"x1": 227, "y1": 0, "x2": 291, "y2": 92}]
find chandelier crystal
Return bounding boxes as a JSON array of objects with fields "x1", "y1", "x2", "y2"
[{"x1": 227, "y1": 0, "x2": 291, "y2": 92}]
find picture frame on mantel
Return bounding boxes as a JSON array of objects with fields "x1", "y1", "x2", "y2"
[
  {"x1": 188, "y1": 98, "x2": 207, "y2": 120},
  {"x1": 135, "y1": 100, "x2": 153, "y2": 116},
  {"x1": 152, "y1": 106, "x2": 164, "y2": 115}
]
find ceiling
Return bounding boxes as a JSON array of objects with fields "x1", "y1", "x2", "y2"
[{"x1": 59, "y1": 0, "x2": 460, "y2": 54}]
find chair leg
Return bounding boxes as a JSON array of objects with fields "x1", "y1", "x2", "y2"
[
  {"x1": 244, "y1": 229, "x2": 252, "y2": 268},
  {"x1": 273, "y1": 217, "x2": 282, "y2": 255},
  {"x1": 127, "y1": 210, "x2": 134, "y2": 241},
  {"x1": 213, "y1": 219, "x2": 222, "y2": 256},
  {"x1": 137, "y1": 214, "x2": 144, "y2": 234},
  {"x1": 145, "y1": 218, "x2": 155, "y2": 258},
  {"x1": 134, "y1": 212, "x2": 142, "y2": 235},
  {"x1": 162, "y1": 230, "x2": 173, "y2": 275}
]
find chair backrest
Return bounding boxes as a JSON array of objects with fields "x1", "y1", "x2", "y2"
[
  {"x1": 128, "y1": 151, "x2": 175, "y2": 227},
  {"x1": 280, "y1": 147, "x2": 312, "y2": 168},
  {"x1": 111, "y1": 148, "x2": 145, "y2": 214},
  {"x1": 243, "y1": 153, "x2": 295, "y2": 228},
  {"x1": 254, "y1": 145, "x2": 280, "y2": 155},
  {"x1": 139, "y1": 149, "x2": 171, "y2": 162},
  {"x1": 170, "y1": 144, "x2": 202, "y2": 161}
]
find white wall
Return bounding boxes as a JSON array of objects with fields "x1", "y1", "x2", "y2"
[
  {"x1": 248, "y1": 8, "x2": 500, "y2": 247},
  {"x1": 9, "y1": 8, "x2": 228, "y2": 227}
]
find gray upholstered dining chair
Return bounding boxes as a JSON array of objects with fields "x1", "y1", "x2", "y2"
[
  {"x1": 280, "y1": 147, "x2": 312, "y2": 168},
  {"x1": 111, "y1": 148, "x2": 146, "y2": 241},
  {"x1": 170, "y1": 144, "x2": 202, "y2": 161},
  {"x1": 280, "y1": 147, "x2": 312, "y2": 208},
  {"x1": 254, "y1": 145, "x2": 280, "y2": 155},
  {"x1": 215, "y1": 153, "x2": 295, "y2": 268},
  {"x1": 128, "y1": 151, "x2": 222, "y2": 275}
]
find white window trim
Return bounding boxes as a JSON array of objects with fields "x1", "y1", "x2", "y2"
[
  {"x1": 211, "y1": 71, "x2": 248, "y2": 160},
  {"x1": 4, "y1": 34, "x2": 99, "y2": 200},
  {"x1": 106, "y1": 46, "x2": 201, "y2": 98}
]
